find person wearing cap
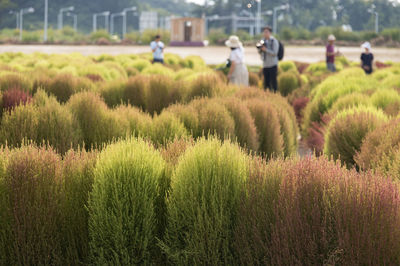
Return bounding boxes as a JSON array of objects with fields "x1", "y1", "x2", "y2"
[
  {"x1": 326, "y1": 34, "x2": 337, "y2": 72},
  {"x1": 361, "y1": 42, "x2": 374, "y2": 74},
  {"x1": 150, "y1": 35, "x2": 165, "y2": 64},
  {"x1": 259, "y1": 26, "x2": 279, "y2": 92},
  {"x1": 225, "y1": 35, "x2": 249, "y2": 86}
]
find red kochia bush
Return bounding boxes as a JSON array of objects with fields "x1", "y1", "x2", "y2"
[
  {"x1": 234, "y1": 156, "x2": 400, "y2": 265},
  {"x1": 2, "y1": 88, "x2": 32, "y2": 112},
  {"x1": 292, "y1": 96, "x2": 309, "y2": 123}
]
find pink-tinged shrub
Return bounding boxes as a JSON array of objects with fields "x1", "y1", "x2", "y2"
[
  {"x1": 246, "y1": 98, "x2": 284, "y2": 158},
  {"x1": 223, "y1": 97, "x2": 259, "y2": 151},
  {"x1": 307, "y1": 121, "x2": 325, "y2": 155},
  {"x1": 3, "y1": 145, "x2": 64, "y2": 265},
  {"x1": 324, "y1": 106, "x2": 388, "y2": 167},
  {"x1": 124, "y1": 75, "x2": 148, "y2": 110},
  {"x1": 2, "y1": 88, "x2": 32, "y2": 112},
  {"x1": 235, "y1": 156, "x2": 400, "y2": 265},
  {"x1": 146, "y1": 75, "x2": 181, "y2": 115},
  {"x1": 292, "y1": 97, "x2": 309, "y2": 123},
  {"x1": 356, "y1": 118, "x2": 400, "y2": 174}
]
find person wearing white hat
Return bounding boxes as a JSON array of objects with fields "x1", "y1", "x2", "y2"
[
  {"x1": 361, "y1": 42, "x2": 374, "y2": 74},
  {"x1": 225, "y1": 35, "x2": 249, "y2": 86},
  {"x1": 326, "y1": 34, "x2": 337, "y2": 72}
]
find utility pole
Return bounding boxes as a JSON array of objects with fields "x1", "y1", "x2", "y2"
[
  {"x1": 122, "y1": 7, "x2": 137, "y2": 39},
  {"x1": 66, "y1": 12, "x2": 78, "y2": 32},
  {"x1": 58, "y1": 6, "x2": 74, "y2": 30},
  {"x1": 256, "y1": 0, "x2": 261, "y2": 34},
  {"x1": 44, "y1": 0, "x2": 48, "y2": 42},
  {"x1": 368, "y1": 5, "x2": 379, "y2": 33},
  {"x1": 19, "y1": 7, "x2": 35, "y2": 41}
]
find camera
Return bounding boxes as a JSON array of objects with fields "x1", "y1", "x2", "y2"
[{"x1": 256, "y1": 40, "x2": 265, "y2": 51}]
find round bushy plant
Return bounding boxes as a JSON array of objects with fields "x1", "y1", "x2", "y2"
[
  {"x1": 2, "y1": 146, "x2": 63, "y2": 265},
  {"x1": 0, "y1": 103, "x2": 39, "y2": 148},
  {"x1": 356, "y1": 118, "x2": 400, "y2": 173},
  {"x1": 223, "y1": 97, "x2": 259, "y2": 151},
  {"x1": 162, "y1": 138, "x2": 248, "y2": 265},
  {"x1": 113, "y1": 105, "x2": 152, "y2": 138},
  {"x1": 248, "y1": 72, "x2": 260, "y2": 87},
  {"x1": 88, "y1": 138, "x2": 167, "y2": 265},
  {"x1": 187, "y1": 74, "x2": 223, "y2": 100},
  {"x1": 196, "y1": 99, "x2": 235, "y2": 141},
  {"x1": 68, "y1": 92, "x2": 128, "y2": 149},
  {"x1": 167, "y1": 103, "x2": 200, "y2": 137},
  {"x1": 2, "y1": 88, "x2": 31, "y2": 112},
  {"x1": 246, "y1": 98, "x2": 284, "y2": 158},
  {"x1": 279, "y1": 61, "x2": 298, "y2": 73},
  {"x1": 150, "y1": 111, "x2": 188, "y2": 147},
  {"x1": 370, "y1": 89, "x2": 400, "y2": 116},
  {"x1": 324, "y1": 106, "x2": 388, "y2": 167},
  {"x1": 124, "y1": 76, "x2": 147, "y2": 110},
  {"x1": 328, "y1": 92, "x2": 371, "y2": 116},
  {"x1": 0, "y1": 73, "x2": 32, "y2": 92},
  {"x1": 278, "y1": 71, "x2": 300, "y2": 96},
  {"x1": 146, "y1": 75, "x2": 181, "y2": 115},
  {"x1": 99, "y1": 79, "x2": 127, "y2": 108},
  {"x1": 36, "y1": 100, "x2": 82, "y2": 154}
]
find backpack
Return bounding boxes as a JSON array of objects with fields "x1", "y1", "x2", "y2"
[
  {"x1": 277, "y1": 40, "x2": 284, "y2": 61},
  {"x1": 270, "y1": 38, "x2": 285, "y2": 61}
]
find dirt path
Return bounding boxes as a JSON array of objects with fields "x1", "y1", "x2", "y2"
[{"x1": 1, "y1": 45, "x2": 399, "y2": 65}]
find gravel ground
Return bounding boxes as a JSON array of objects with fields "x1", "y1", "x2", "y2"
[{"x1": 1, "y1": 45, "x2": 399, "y2": 65}]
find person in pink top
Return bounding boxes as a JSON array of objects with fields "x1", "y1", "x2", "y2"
[{"x1": 326, "y1": 34, "x2": 337, "y2": 72}]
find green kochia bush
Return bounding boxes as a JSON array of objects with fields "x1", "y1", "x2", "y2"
[
  {"x1": 324, "y1": 106, "x2": 388, "y2": 167},
  {"x1": 278, "y1": 71, "x2": 300, "y2": 96},
  {"x1": 162, "y1": 138, "x2": 249, "y2": 265},
  {"x1": 68, "y1": 92, "x2": 127, "y2": 149},
  {"x1": 88, "y1": 138, "x2": 167, "y2": 265},
  {"x1": 150, "y1": 111, "x2": 188, "y2": 147}
]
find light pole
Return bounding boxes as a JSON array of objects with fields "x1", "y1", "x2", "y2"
[
  {"x1": 255, "y1": 0, "x2": 261, "y2": 35},
  {"x1": 273, "y1": 3, "x2": 289, "y2": 34},
  {"x1": 110, "y1": 12, "x2": 124, "y2": 35},
  {"x1": 58, "y1": 6, "x2": 74, "y2": 30},
  {"x1": 368, "y1": 4, "x2": 379, "y2": 33},
  {"x1": 66, "y1": 12, "x2": 78, "y2": 32},
  {"x1": 93, "y1": 11, "x2": 110, "y2": 32},
  {"x1": 19, "y1": 7, "x2": 35, "y2": 41},
  {"x1": 9, "y1": 10, "x2": 19, "y2": 29},
  {"x1": 44, "y1": 0, "x2": 48, "y2": 42},
  {"x1": 122, "y1": 7, "x2": 137, "y2": 39}
]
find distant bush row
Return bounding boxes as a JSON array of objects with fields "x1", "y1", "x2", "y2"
[
  {"x1": 0, "y1": 86, "x2": 298, "y2": 158},
  {"x1": 1, "y1": 138, "x2": 400, "y2": 265}
]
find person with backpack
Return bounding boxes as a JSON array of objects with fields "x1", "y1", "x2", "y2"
[{"x1": 258, "y1": 26, "x2": 281, "y2": 93}]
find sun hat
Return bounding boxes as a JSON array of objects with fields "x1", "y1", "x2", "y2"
[
  {"x1": 361, "y1": 41, "x2": 371, "y2": 50},
  {"x1": 225, "y1": 35, "x2": 242, "y2": 48},
  {"x1": 328, "y1": 34, "x2": 336, "y2": 41}
]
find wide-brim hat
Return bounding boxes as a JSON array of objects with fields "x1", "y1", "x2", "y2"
[
  {"x1": 361, "y1": 41, "x2": 371, "y2": 50},
  {"x1": 328, "y1": 34, "x2": 336, "y2": 41},
  {"x1": 225, "y1": 35, "x2": 242, "y2": 48}
]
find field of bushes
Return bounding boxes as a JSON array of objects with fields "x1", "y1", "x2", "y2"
[{"x1": 1, "y1": 51, "x2": 400, "y2": 265}]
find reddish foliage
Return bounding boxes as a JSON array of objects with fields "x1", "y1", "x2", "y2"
[
  {"x1": 375, "y1": 61, "x2": 390, "y2": 69},
  {"x1": 85, "y1": 74, "x2": 104, "y2": 83},
  {"x1": 292, "y1": 97, "x2": 309, "y2": 123},
  {"x1": 2, "y1": 88, "x2": 32, "y2": 112},
  {"x1": 294, "y1": 61, "x2": 310, "y2": 74}
]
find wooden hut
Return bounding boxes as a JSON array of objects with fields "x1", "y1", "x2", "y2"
[{"x1": 170, "y1": 17, "x2": 205, "y2": 46}]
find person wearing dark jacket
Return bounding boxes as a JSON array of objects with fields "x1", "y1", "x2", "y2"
[
  {"x1": 259, "y1": 26, "x2": 279, "y2": 93},
  {"x1": 361, "y1": 42, "x2": 374, "y2": 74}
]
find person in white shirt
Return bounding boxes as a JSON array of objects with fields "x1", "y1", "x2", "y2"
[
  {"x1": 150, "y1": 35, "x2": 164, "y2": 64},
  {"x1": 225, "y1": 35, "x2": 249, "y2": 86}
]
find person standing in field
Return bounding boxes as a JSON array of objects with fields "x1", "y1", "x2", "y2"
[
  {"x1": 326, "y1": 34, "x2": 337, "y2": 72},
  {"x1": 226, "y1": 35, "x2": 249, "y2": 86},
  {"x1": 259, "y1": 26, "x2": 279, "y2": 93},
  {"x1": 150, "y1": 35, "x2": 164, "y2": 64},
  {"x1": 361, "y1": 42, "x2": 374, "y2": 74}
]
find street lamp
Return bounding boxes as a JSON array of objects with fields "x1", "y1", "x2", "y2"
[
  {"x1": 122, "y1": 7, "x2": 137, "y2": 39},
  {"x1": 58, "y1": 6, "x2": 74, "y2": 30},
  {"x1": 9, "y1": 10, "x2": 19, "y2": 29},
  {"x1": 255, "y1": 0, "x2": 261, "y2": 35},
  {"x1": 66, "y1": 12, "x2": 78, "y2": 32},
  {"x1": 368, "y1": 4, "x2": 379, "y2": 33},
  {"x1": 19, "y1": 7, "x2": 35, "y2": 41},
  {"x1": 93, "y1": 11, "x2": 110, "y2": 32},
  {"x1": 273, "y1": 3, "x2": 289, "y2": 34},
  {"x1": 44, "y1": 0, "x2": 48, "y2": 42},
  {"x1": 110, "y1": 12, "x2": 124, "y2": 35}
]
